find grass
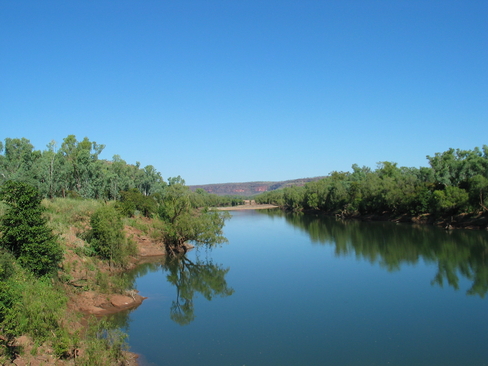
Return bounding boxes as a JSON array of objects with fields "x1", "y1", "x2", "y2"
[
  {"x1": 123, "y1": 216, "x2": 165, "y2": 241},
  {"x1": 43, "y1": 198, "x2": 104, "y2": 236}
]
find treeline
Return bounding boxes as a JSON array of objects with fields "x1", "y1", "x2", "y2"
[
  {"x1": 255, "y1": 146, "x2": 488, "y2": 218},
  {"x1": 0, "y1": 135, "x2": 242, "y2": 207},
  {"x1": 0, "y1": 135, "x2": 164, "y2": 200}
]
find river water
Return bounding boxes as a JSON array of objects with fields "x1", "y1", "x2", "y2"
[{"x1": 116, "y1": 209, "x2": 488, "y2": 366}]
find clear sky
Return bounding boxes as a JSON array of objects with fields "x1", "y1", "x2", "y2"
[{"x1": 1, "y1": 1, "x2": 487, "y2": 185}]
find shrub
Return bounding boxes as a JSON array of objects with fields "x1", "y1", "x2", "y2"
[
  {"x1": 0, "y1": 269, "x2": 69, "y2": 355},
  {"x1": 116, "y1": 188, "x2": 157, "y2": 217},
  {"x1": 433, "y1": 186, "x2": 469, "y2": 214},
  {"x1": 88, "y1": 205, "x2": 134, "y2": 266},
  {"x1": 0, "y1": 181, "x2": 63, "y2": 277},
  {"x1": 0, "y1": 249, "x2": 15, "y2": 281},
  {"x1": 77, "y1": 320, "x2": 128, "y2": 366}
]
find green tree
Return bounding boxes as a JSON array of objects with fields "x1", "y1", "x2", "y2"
[
  {"x1": 468, "y1": 174, "x2": 488, "y2": 211},
  {"x1": 116, "y1": 188, "x2": 157, "y2": 217},
  {"x1": 159, "y1": 180, "x2": 230, "y2": 255},
  {"x1": 283, "y1": 186, "x2": 305, "y2": 212},
  {"x1": 88, "y1": 205, "x2": 133, "y2": 266},
  {"x1": 0, "y1": 138, "x2": 40, "y2": 186},
  {"x1": 0, "y1": 181, "x2": 62, "y2": 277},
  {"x1": 427, "y1": 148, "x2": 460, "y2": 188},
  {"x1": 432, "y1": 186, "x2": 469, "y2": 214},
  {"x1": 37, "y1": 140, "x2": 63, "y2": 199},
  {"x1": 140, "y1": 165, "x2": 165, "y2": 196},
  {"x1": 58, "y1": 135, "x2": 105, "y2": 198}
]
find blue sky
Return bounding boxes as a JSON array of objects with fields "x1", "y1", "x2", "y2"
[{"x1": 1, "y1": 1, "x2": 487, "y2": 185}]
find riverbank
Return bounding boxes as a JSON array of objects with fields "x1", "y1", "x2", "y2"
[
  {"x1": 311, "y1": 210, "x2": 488, "y2": 230},
  {"x1": 230, "y1": 201, "x2": 488, "y2": 230},
  {"x1": 216, "y1": 203, "x2": 279, "y2": 211},
  {"x1": 1, "y1": 203, "x2": 168, "y2": 366}
]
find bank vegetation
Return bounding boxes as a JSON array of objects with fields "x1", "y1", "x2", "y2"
[
  {"x1": 255, "y1": 146, "x2": 488, "y2": 229},
  {"x1": 0, "y1": 135, "x2": 233, "y2": 365}
]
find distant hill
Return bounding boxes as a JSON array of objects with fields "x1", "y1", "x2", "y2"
[{"x1": 189, "y1": 177, "x2": 326, "y2": 196}]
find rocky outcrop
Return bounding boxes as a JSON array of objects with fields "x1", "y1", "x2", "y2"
[{"x1": 190, "y1": 177, "x2": 326, "y2": 196}]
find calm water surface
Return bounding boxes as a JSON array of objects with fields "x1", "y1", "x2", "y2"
[{"x1": 118, "y1": 210, "x2": 488, "y2": 366}]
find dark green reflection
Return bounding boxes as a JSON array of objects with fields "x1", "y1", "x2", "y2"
[
  {"x1": 107, "y1": 255, "x2": 234, "y2": 327},
  {"x1": 260, "y1": 209, "x2": 488, "y2": 297},
  {"x1": 165, "y1": 256, "x2": 234, "y2": 325}
]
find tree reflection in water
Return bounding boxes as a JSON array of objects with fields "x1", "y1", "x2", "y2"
[
  {"x1": 259, "y1": 209, "x2": 488, "y2": 297},
  {"x1": 107, "y1": 254, "x2": 234, "y2": 328},
  {"x1": 164, "y1": 255, "x2": 234, "y2": 325}
]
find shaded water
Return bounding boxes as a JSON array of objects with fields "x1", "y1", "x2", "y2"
[{"x1": 115, "y1": 210, "x2": 488, "y2": 366}]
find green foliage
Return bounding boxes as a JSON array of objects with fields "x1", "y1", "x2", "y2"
[
  {"x1": 116, "y1": 188, "x2": 157, "y2": 217},
  {"x1": 255, "y1": 189, "x2": 285, "y2": 207},
  {"x1": 410, "y1": 185, "x2": 435, "y2": 215},
  {"x1": 427, "y1": 146, "x2": 488, "y2": 188},
  {"x1": 0, "y1": 257, "x2": 19, "y2": 326},
  {"x1": 283, "y1": 186, "x2": 305, "y2": 212},
  {"x1": 433, "y1": 186, "x2": 469, "y2": 214},
  {"x1": 0, "y1": 249, "x2": 15, "y2": 281},
  {"x1": 57, "y1": 135, "x2": 106, "y2": 199},
  {"x1": 0, "y1": 267, "x2": 70, "y2": 357},
  {"x1": 5, "y1": 135, "x2": 485, "y2": 219},
  {"x1": 88, "y1": 205, "x2": 134, "y2": 266},
  {"x1": 159, "y1": 181, "x2": 230, "y2": 253},
  {"x1": 256, "y1": 145, "x2": 488, "y2": 219},
  {"x1": 0, "y1": 138, "x2": 38, "y2": 186},
  {"x1": 95, "y1": 269, "x2": 111, "y2": 293},
  {"x1": 468, "y1": 174, "x2": 488, "y2": 211},
  {"x1": 163, "y1": 208, "x2": 230, "y2": 249},
  {"x1": 191, "y1": 189, "x2": 244, "y2": 208},
  {"x1": 0, "y1": 135, "x2": 166, "y2": 201},
  {"x1": 0, "y1": 181, "x2": 63, "y2": 277},
  {"x1": 2, "y1": 276, "x2": 67, "y2": 341},
  {"x1": 43, "y1": 197, "x2": 103, "y2": 235},
  {"x1": 77, "y1": 320, "x2": 128, "y2": 366}
]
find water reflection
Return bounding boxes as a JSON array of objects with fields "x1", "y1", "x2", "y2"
[
  {"x1": 259, "y1": 209, "x2": 488, "y2": 297},
  {"x1": 105, "y1": 259, "x2": 164, "y2": 330},
  {"x1": 114, "y1": 254, "x2": 234, "y2": 327},
  {"x1": 165, "y1": 255, "x2": 234, "y2": 325}
]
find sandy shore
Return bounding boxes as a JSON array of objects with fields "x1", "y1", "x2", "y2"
[{"x1": 216, "y1": 204, "x2": 279, "y2": 211}]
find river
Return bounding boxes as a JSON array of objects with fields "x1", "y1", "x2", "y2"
[{"x1": 113, "y1": 209, "x2": 488, "y2": 366}]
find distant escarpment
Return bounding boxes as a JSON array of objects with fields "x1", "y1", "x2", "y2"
[{"x1": 189, "y1": 177, "x2": 325, "y2": 196}]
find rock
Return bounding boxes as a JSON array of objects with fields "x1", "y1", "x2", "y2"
[
  {"x1": 81, "y1": 305, "x2": 106, "y2": 315},
  {"x1": 13, "y1": 357, "x2": 28, "y2": 366},
  {"x1": 13, "y1": 335, "x2": 31, "y2": 347},
  {"x1": 110, "y1": 294, "x2": 134, "y2": 308}
]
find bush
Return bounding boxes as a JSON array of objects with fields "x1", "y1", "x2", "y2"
[
  {"x1": 433, "y1": 186, "x2": 469, "y2": 214},
  {"x1": 77, "y1": 320, "x2": 128, "y2": 366},
  {"x1": 88, "y1": 205, "x2": 134, "y2": 266},
  {"x1": 116, "y1": 188, "x2": 157, "y2": 217},
  {"x1": 0, "y1": 249, "x2": 15, "y2": 281},
  {"x1": 0, "y1": 181, "x2": 63, "y2": 277},
  {"x1": 0, "y1": 269, "x2": 69, "y2": 355}
]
